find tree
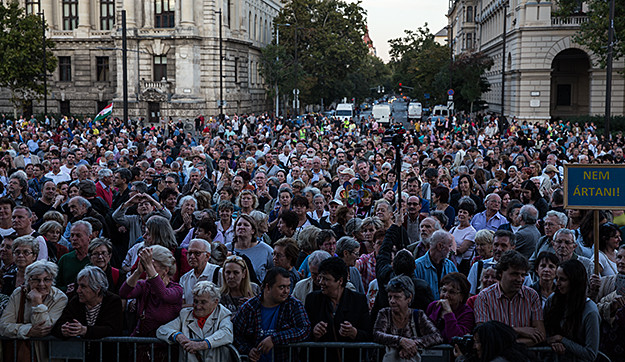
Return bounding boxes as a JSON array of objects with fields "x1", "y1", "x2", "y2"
[
  {"x1": 451, "y1": 52, "x2": 493, "y2": 112},
  {"x1": 267, "y1": 0, "x2": 370, "y2": 107},
  {"x1": 388, "y1": 25, "x2": 450, "y2": 105},
  {"x1": 554, "y1": 0, "x2": 625, "y2": 66},
  {"x1": 0, "y1": 1, "x2": 57, "y2": 116}
]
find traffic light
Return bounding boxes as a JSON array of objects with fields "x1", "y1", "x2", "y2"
[{"x1": 398, "y1": 82, "x2": 402, "y2": 93}]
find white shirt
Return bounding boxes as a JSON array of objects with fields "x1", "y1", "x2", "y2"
[
  {"x1": 180, "y1": 262, "x2": 221, "y2": 304},
  {"x1": 45, "y1": 170, "x2": 71, "y2": 184}
]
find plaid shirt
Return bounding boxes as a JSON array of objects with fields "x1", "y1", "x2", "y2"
[
  {"x1": 233, "y1": 294, "x2": 311, "y2": 361},
  {"x1": 356, "y1": 252, "x2": 376, "y2": 290}
]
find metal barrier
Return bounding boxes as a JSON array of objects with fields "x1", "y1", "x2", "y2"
[{"x1": 0, "y1": 337, "x2": 564, "y2": 362}]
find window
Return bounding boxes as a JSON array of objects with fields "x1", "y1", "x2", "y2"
[
  {"x1": 96, "y1": 57, "x2": 109, "y2": 82},
  {"x1": 100, "y1": 0, "x2": 115, "y2": 30},
  {"x1": 226, "y1": 0, "x2": 231, "y2": 28},
  {"x1": 467, "y1": 33, "x2": 473, "y2": 49},
  {"x1": 155, "y1": 0, "x2": 175, "y2": 28},
  {"x1": 466, "y1": 6, "x2": 473, "y2": 22},
  {"x1": 62, "y1": 0, "x2": 78, "y2": 30},
  {"x1": 59, "y1": 101, "x2": 70, "y2": 115},
  {"x1": 25, "y1": 0, "x2": 40, "y2": 15},
  {"x1": 153, "y1": 55, "x2": 167, "y2": 81},
  {"x1": 234, "y1": 57, "x2": 239, "y2": 84},
  {"x1": 248, "y1": 12, "x2": 251, "y2": 39},
  {"x1": 59, "y1": 56, "x2": 71, "y2": 81}
]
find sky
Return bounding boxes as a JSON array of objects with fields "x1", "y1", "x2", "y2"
[{"x1": 347, "y1": 0, "x2": 449, "y2": 63}]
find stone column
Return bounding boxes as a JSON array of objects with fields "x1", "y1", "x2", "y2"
[
  {"x1": 124, "y1": 0, "x2": 136, "y2": 27},
  {"x1": 180, "y1": 0, "x2": 194, "y2": 26},
  {"x1": 40, "y1": 0, "x2": 54, "y2": 30},
  {"x1": 78, "y1": 0, "x2": 91, "y2": 30}
]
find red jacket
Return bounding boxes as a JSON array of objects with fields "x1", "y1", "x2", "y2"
[{"x1": 96, "y1": 181, "x2": 113, "y2": 207}]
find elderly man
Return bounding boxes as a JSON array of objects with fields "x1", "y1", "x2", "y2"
[
  {"x1": 468, "y1": 229, "x2": 516, "y2": 294},
  {"x1": 56, "y1": 221, "x2": 93, "y2": 291},
  {"x1": 414, "y1": 230, "x2": 458, "y2": 299},
  {"x1": 551, "y1": 228, "x2": 593, "y2": 274},
  {"x1": 180, "y1": 239, "x2": 221, "y2": 305},
  {"x1": 407, "y1": 217, "x2": 442, "y2": 259},
  {"x1": 293, "y1": 250, "x2": 332, "y2": 302},
  {"x1": 66, "y1": 196, "x2": 108, "y2": 237},
  {"x1": 181, "y1": 168, "x2": 213, "y2": 196},
  {"x1": 529, "y1": 210, "x2": 568, "y2": 267},
  {"x1": 96, "y1": 168, "x2": 114, "y2": 207},
  {"x1": 471, "y1": 193, "x2": 507, "y2": 232},
  {"x1": 12, "y1": 205, "x2": 48, "y2": 260},
  {"x1": 514, "y1": 204, "x2": 541, "y2": 259}
]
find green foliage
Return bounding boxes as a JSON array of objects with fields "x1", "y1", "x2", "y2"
[
  {"x1": 554, "y1": 0, "x2": 625, "y2": 66},
  {"x1": 389, "y1": 25, "x2": 492, "y2": 112},
  {"x1": 266, "y1": 0, "x2": 375, "y2": 106},
  {"x1": 0, "y1": 1, "x2": 57, "y2": 112},
  {"x1": 388, "y1": 25, "x2": 450, "y2": 105}
]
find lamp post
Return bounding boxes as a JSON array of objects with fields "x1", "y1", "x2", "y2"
[
  {"x1": 501, "y1": 1, "x2": 508, "y2": 118},
  {"x1": 215, "y1": 10, "x2": 224, "y2": 120},
  {"x1": 275, "y1": 23, "x2": 290, "y2": 119},
  {"x1": 38, "y1": 11, "x2": 47, "y2": 115},
  {"x1": 605, "y1": 0, "x2": 615, "y2": 139},
  {"x1": 122, "y1": 10, "x2": 128, "y2": 125}
]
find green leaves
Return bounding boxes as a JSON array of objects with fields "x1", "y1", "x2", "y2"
[
  {"x1": 261, "y1": 0, "x2": 376, "y2": 105},
  {"x1": 0, "y1": 1, "x2": 57, "y2": 111}
]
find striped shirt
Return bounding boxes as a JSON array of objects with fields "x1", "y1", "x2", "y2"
[{"x1": 474, "y1": 283, "x2": 543, "y2": 328}]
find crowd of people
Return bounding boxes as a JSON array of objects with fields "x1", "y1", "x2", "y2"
[{"x1": 0, "y1": 111, "x2": 622, "y2": 362}]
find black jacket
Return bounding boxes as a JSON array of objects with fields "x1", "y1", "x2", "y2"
[
  {"x1": 305, "y1": 288, "x2": 371, "y2": 362},
  {"x1": 372, "y1": 224, "x2": 434, "y2": 322}
]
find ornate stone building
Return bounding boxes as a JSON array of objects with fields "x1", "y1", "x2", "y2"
[
  {"x1": 448, "y1": 0, "x2": 625, "y2": 122},
  {"x1": 1, "y1": 0, "x2": 281, "y2": 120}
]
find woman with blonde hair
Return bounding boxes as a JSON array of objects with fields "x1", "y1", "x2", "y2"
[{"x1": 219, "y1": 255, "x2": 260, "y2": 314}]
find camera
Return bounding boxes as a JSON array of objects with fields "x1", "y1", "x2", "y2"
[
  {"x1": 382, "y1": 123, "x2": 406, "y2": 147},
  {"x1": 451, "y1": 335, "x2": 474, "y2": 355}
]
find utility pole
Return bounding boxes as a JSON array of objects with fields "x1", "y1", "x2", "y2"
[
  {"x1": 122, "y1": 10, "x2": 128, "y2": 125},
  {"x1": 605, "y1": 0, "x2": 615, "y2": 139},
  {"x1": 219, "y1": 10, "x2": 224, "y2": 120},
  {"x1": 39, "y1": 11, "x2": 47, "y2": 115},
  {"x1": 501, "y1": 2, "x2": 508, "y2": 118}
]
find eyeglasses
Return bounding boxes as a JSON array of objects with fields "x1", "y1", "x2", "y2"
[
  {"x1": 90, "y1": 251, "x2": 110, "y2": 258},
  {"x1": 187, "y1": 251, "x2": 208, "y2": 257},
  {"x1": 13, "y1": 250, "x2": 33, "y2": 256}
]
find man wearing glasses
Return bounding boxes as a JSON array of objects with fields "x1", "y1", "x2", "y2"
[
  {"x1": 180, "y1": 238, "x2": 221, "y2": 306},
  {"x1": 14, "y1": 143, "x2": 41, "y2": 169}
]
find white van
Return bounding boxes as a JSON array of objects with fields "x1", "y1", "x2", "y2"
[
  {"x1": 372, "y1": 104, "x2": 392, "y2": 124},
  {"x1": 335, "y1": 103, "x2": 354, "y2": 122},
  {"x1": 408, "y1": 102, "x2": 423, "y2": 120}
]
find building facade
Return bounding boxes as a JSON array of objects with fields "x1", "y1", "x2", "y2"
[
  {"x1": 448, "y1": 0, "x2": 625, "y2": 122},
  {"x1": 0, "y1": 0, "x2": 282, "y2": 120}
]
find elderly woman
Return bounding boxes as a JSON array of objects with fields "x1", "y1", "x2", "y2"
[
  {"x1": 219, "y1": 255, "x2": 260, "y2": 314},
  {"x1": 237, "y1": 189, "x2": 258, "y2": 215},
  {"x1": 38, "y1": 220, "x2": 69, "y2": 264},
  {"x1": 466, "y1": 267, "x2": 497, "y2": 310},
  {"x1": 0, "y1": 260, "x2": 68, "y2": 362},
  {"x1": 52, "y1": 266, "x2": 123, "y2": 359},
  {"x1": 172, "y1": 195, "x2": 198, "y2": 244},
  {"x1": 336, "y1": 236, "x2": 365, "y2": 294},
  {"x1": 122, "y1": 215, "x2": 188, "y2": 278},
  {"x1": 374, "y1": 275, "x2": 443, "y2": 362},
  {"x1": 249, "y1": 209, "x2": 271, "y2": 245},
  {"x1": 293, "y1": 250, "x2": 332, "y2": 302},
  {"x1": 119, "y1": 245, "x2": 183, "y2": 338},
  {"x1": 2, "y1": 235, "x2": 39, "y2": 296},
  {"x1": 305, "y1": 257, "x2": 371, "y2": 362},
  {"x1": 88, "y1": 238, "x2": 125, "y2": 294},
  {"x1": 157, "y1": 281, "x2": 233, "y2": 362},
  {"x1": 426, "y1": 272, "x2": 475, "y2": 343}
]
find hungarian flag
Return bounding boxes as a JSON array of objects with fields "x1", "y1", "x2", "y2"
[{"x1": 94, "y1": 103, "x2": 113, "y2": 122}]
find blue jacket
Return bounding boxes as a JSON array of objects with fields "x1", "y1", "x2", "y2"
[{"x1": 415, "y1": 253, "x2": 458, "y2": 299}]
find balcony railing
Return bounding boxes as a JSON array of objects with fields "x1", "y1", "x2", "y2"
[{"x1": 551, "y1": 15, "x2": 588, "y2": 26}]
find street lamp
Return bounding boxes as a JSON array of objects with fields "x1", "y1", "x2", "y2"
[
  {"x1": 275, "y1": 23, "x2": 290, "y2": 119},
  {"x1": 215, "y1": 10, "x2": 224, "y2": 120},
  {"x1": 37, "y1": 11, "x2": 47, "y2": 115},
  {"x1": 605, "y1": 0, "x2": 615, "y2": 139}
]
